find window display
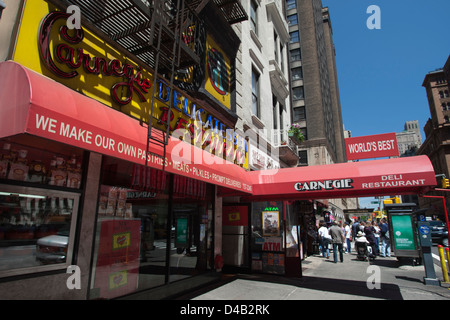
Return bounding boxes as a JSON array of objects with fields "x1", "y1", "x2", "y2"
[
  {"x1": 0, "y1": 138, "x2": 83, "y2": 189},
  {"x1": 0, "y1": 185, "x2": 79, "y2": 275},
  {"x1": 90, "y1": 156, "x2": 214, "y2": 299},
  {"x1": 0, "y1": 137, "x2": 83, "y2": 277}
]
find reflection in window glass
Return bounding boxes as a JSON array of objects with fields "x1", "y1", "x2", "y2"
[
  {"x1": 90, "y1": 156, "x2": 213, "y2": 299},
  {"x1": 0, "y1": 186, "x2": 78, "y2": 273},
  {"x1": 170, "y1": 187, "x2": 213, "y2": 282}
]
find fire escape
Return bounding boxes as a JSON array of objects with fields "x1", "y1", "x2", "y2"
[{"x1": 62, "y1": 0, "x2": 247, "y2": 171}]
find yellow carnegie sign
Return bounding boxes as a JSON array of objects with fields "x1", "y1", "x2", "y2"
[{"x1": 13, "y1": 1, "x2": 248, "y2": 168}]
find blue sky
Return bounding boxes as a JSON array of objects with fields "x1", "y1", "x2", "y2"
[
  {"x1": 321, "y1": 0, "x2": 450, "y2": 209},
  {"x1": 322, "y1": 0, "x2": 450, "y2": 139}
]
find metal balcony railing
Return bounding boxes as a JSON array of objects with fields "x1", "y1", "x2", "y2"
[{"x1": 272, "y1": 128, "x2": 297, "y2": 149}]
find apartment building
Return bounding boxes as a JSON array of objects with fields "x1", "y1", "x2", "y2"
[
  {"x1": 287, "y1": 0, "x2": 346, "y2": 167},
  {"x1": 232, "y1": 0, "x2": 298, "y2": 170},
  {"x1": 418, "y1": 55, "x2": 450, "y2": 217},
  {"x1": 285, "y1": 0, "x2": 352, "y2": 220}
]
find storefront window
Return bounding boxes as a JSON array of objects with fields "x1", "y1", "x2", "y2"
[
  {"x1": 89, "y1": 156, "x2": 213, "y2": 299},
  {"x1": 0, "y1": 137, "x2": 83, "y2": 277},
  {"x1": 251, "y1": 201, "x2": 285, "y2": 274},
  {"x1": 0, "y1": 185, "x2": 79, "y2": 276},
  {"x1": 0, "y1": 137, "x2": 84, "y2": 189}
]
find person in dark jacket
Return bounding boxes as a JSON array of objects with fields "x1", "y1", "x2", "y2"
[
  {"x1": 379, "y1": 218, "x2": 391, "y2": 257},
  {"x1": 363, "y1": 222, "x2": 377, "y2": 255}
]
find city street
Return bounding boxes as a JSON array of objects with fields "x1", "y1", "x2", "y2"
[{"x1": 181, "y1": 246, "x2": 450, "y2": 301}]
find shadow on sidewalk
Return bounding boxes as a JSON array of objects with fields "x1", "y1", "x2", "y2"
[
  {"x1": 296, "y1": 275, "x2": 403, "y2": 300},
  {"x1": 174, "y1": 272, "x2": 404, "y2": 300}
]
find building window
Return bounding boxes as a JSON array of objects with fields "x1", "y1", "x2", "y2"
[
  {"x1": 290, "y1": 48, "x2": 301, "y2": 61},
  {"x1": 293, "y1": 106, "x2": 306, "y2": 122},
  {"x1": 292, "y1": 86, "x2": 304, "y2": 100},
  {"x1": 298, "y1": 150, "x2": 308, "y2": 166},
  {"x1": 250, "y1": 0, "x2": 258, "y2": 35},
  {"x1": 289, "y1": 31, "x2": 300, "y2": 44},
  {"x1": 291, "y1": 67, "x2": 303, "y2": 81},
  {"x1": 286, "y1": 0, "x2": 296, "y2": 10},
  {"x1": 300, "y1": 127, "x2": 307, "y2": 140},
  {"x1": 252, "y1": 68, "x2": 260, "y2": 117},
  {"x1": 90, "y1": 156, "x2": 213, "y2": 299},
  {"x1": 440, "y1": 91, "x2": 444, "y2": 99},
  {"x1": 287, "y1": 14, "x2": 298, "y2": 26},
  {"x1": 0, "y1": 137, "x2": 84, "y2": 277}
]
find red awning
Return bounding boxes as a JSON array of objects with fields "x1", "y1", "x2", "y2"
[
  {"x1": 246, "y1": 156, "x2": 437, "y2": 201},
  {"x1": 0, "y1": 61, "x2": 252, "y2": 194},
  {"x1": 0, "y1": 61, "x2": 437, "y2": 200}
]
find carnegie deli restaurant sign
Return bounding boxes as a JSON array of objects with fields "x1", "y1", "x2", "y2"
[{"x1": 13, "y1": 4, "x2": 248, "y2": 168}]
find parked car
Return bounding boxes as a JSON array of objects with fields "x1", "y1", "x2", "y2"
[
  {"x1": 36, "y1": 229, "x2": 69, "y2": 264},
  {"x1": 429, "y1": 220, "x2": 449, "y2": 247}
]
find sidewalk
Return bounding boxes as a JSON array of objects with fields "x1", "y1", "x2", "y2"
[{"x1": 183, "y1": 252, "x2": 450, "y2": 300}]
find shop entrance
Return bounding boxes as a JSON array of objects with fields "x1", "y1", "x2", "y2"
[{"x1": 171, "y1": 204, "x2": 212, "y2": 279}]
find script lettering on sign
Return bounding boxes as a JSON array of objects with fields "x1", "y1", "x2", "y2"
[
  {"x1": 39, "y1": 11, "x2": 152, "y2": 106},
  {"x1": 36, "y1": 11, "x2": 248, "y2": 168}
]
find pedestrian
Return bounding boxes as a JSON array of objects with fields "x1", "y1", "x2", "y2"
[
  {"x1": 318, "y1": 220, "x2": 331, "y2": 258},
  {"x1": 379, "y1": 218, "x2": 391, "y2": 257},
  {"x1": 352, "y1": 217, "x2": 360, "y2": 240},
  {"x1": 372, "y1": 220, "x2": 380, "y2": 256},
  {"x1": 329, "y1": 221, "x2": 345, "y2": 263},
  {"x1": 363, "y1": 222, "x2": 377, "y2": 257},
  {"x1": 344, "y1": 221, "x2": 352, "y2": 253}
]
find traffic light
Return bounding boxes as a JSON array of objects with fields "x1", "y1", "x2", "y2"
[
  {"x1": 442, "y1": 178, "x2": 450, "y2": 188},
  {"x1": 323, "y1": 211, "x2": 331, "y2": 223}
]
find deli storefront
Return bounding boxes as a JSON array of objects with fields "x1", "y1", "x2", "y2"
[
  {"x1": 221, "y1": 156, "x2": 437, "y2": 277},
  {"x1": 0, "y1": 1, "x2": 439, "y2": 300},
  {"x1": 0, "y1": 1, "x2": 250, "y2": 299}
]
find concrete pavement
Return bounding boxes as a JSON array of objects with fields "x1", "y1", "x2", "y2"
[{"x1": 182, "y1": 252, "x2": 450, "y2": 300}]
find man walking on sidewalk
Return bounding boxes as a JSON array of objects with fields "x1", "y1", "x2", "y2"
[{"x1": 329, "y1": 222, "x2": 345, "y2": 263}]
